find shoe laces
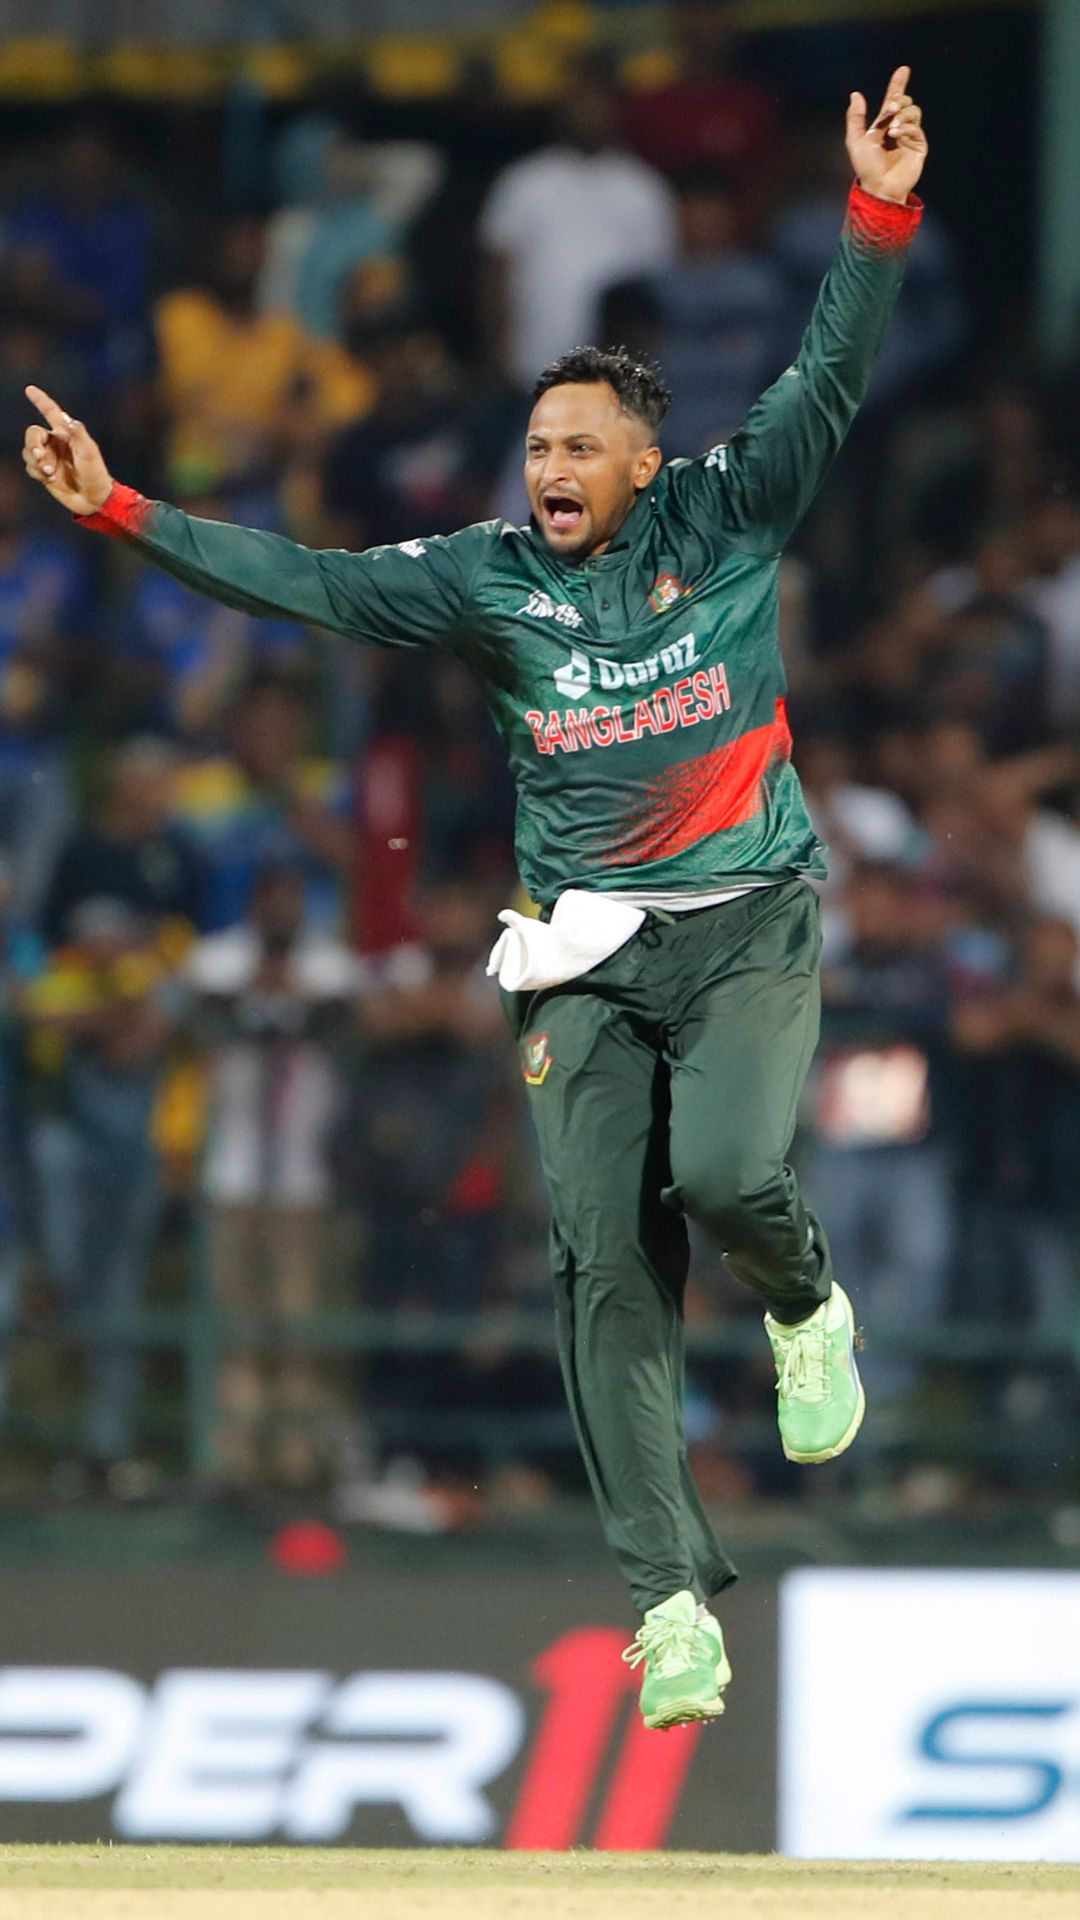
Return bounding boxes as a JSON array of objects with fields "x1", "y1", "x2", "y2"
[
  {"x1": 777, "y1": 1318, "x2": 830, "y2": 1405},
  {"x1": 621, "y1": 1612, "x2": 697, "y2": 1677}
]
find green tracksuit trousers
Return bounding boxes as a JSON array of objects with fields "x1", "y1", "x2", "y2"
[{"x1": 505, "y1": 879, "x2": 833, "y2": 1614}]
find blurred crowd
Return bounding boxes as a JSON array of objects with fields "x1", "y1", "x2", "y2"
[{"x1": 0, "y1": 0, "x2": 1076, "y2": 1517}]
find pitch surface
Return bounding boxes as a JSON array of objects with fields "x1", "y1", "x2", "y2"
[{"x1": 0, "y1": 1849, "x2": 1077, "y2": 1918}]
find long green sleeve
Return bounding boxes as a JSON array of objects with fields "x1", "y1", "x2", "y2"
[
  {"x1": 79, "y1": 488, "x2": 487, "y2": 649},
  {"x1": 689, "y1": 184, "x2": 923, "y2": 556}
]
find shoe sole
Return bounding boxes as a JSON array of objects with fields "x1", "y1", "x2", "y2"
[
  {"x1": 781, "y1": 1287, "x2": 867, "y2": 1465},
  {"x1": 644, "y1": 1694, "x2": 727, "y2": 1731},
  {"x1": 643, "y1": 1654, "x2": 732, "y2": 1731}
]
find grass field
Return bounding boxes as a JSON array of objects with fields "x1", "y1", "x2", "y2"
[{"x1": 0, "y1": 1849, "x2": 1077, "y2": 1919}]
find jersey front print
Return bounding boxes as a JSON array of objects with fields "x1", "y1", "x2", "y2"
[
  {"x1": 80, "y1": 185, "x2": 922, "y2": 906},
  {"x1": 462, "y1": 485, "x2": 806, "y2": 902}
]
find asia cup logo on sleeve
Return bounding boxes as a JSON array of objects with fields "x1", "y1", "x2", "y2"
[{"x1": 523, "y1": 1032, "x2": 553, "y2": 1086}]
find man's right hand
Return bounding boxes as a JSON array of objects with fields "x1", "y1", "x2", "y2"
[{"x1": 22, "y1": 385, "x2": 114, "y2": 516}]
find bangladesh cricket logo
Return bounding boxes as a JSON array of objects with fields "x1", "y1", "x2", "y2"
[
  {"x1": 523, "y1": 1032, "x2": 553, "y2": 1086},
  {"x1": 648, "y1": 573, "x2": 685, "y2": 614}
]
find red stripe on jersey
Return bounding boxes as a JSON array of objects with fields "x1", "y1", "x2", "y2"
[
  {"x1": 845, "y1": 184, "x2": 922, "y2": 255},
  {"x1": 611, "y1": 698, "x2": 792, "y2": 866},
  {"x1": 77, "y1": 482, "x2": 153, "y2": 539}
]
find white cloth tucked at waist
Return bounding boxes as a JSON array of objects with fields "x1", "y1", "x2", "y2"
[{"x1": 486, "y1": 889, "x2": 645, "y2": 992}]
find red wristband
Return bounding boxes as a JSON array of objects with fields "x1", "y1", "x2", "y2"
[
  {"x1": 76, "y1": 482, "x2": 153, "y2": 539},
  {"x1": 846, "y1": 183, "x2": 923, "y2": 254}
]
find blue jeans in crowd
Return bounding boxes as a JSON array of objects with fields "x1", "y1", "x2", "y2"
[{"x1": 32, "y1": 1112, "x2": 161, "y2": 1464}]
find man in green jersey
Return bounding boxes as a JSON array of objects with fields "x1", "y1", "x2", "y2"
[{"x1": 24, "y1": 69, "x2": 927, "y2": 1731}]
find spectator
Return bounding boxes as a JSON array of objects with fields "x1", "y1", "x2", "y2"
[
  {"x1": 772, "y1": 118, "x2": 966, "y2": 416},
  {"x1": 354, "y1": 881, "x2": 509, "y2": 1310},
  {"x1": 322, "y1": 298, "x2": 516, "y2": 551},
  {"x1": 1016, "y1": 492, "x2": 1080, "y2": 732},
  {"x1": 171, "y1": 671, "x2": 355, "y2": 934},
  {"x1": 903, "y1": 370, "x2": 1053, "y2": 572},
  {"x1": 916, "y1": 733, "x2": 1017, "y2": 936},
  {"x1": 155, "y1": 216, "x2": 373, "y2": 502},
  {"x1": 41, "y1": 737, "x2": 206, "y2": 950},
  {"x1": 23, "y1": 897, "x2": 173, "y2": 1490},
  {"x1": 259, "y1": 114, "x2": 430, "y2": 342},
  {"x1": 805, "y1": 862, "x2": 954, "y2": 1404},
  {"x1": 915, "y1": 716, "x2": 990, "y2": 800},
  {"x1": 412, "y1": 656, "x2": 517, "y2": 887},
  {"x1": 977, "y1": 748, "x2": 1080, "y2": 982},
  {"x1": 117, "y1": 489, "x2": 305, "y2": 744},
  {"x1": 407, "y1": 59, "x2": 545, "y2": 367},
  {"x1": 798, "y1": 729, "x2": 924, "y2": 951},
  {"x1": 626, "y1": 0, "x2": 782, "y2": 210},
  {"x1": 352, "y1": 882, "x2": 513, "y2": 1403},
  {"x1": 0, "y1": 453, "x2": 90, "y2": 923},
  {"x1": 0, "y1": 317, "x2": 86, "y2": 456},
  {"x1": 929, "y1": 591, "x2": 1049, "y2": 759},
  {"x1": 478, "y1": 55, "x2": 676, "y2": 391},
  {"x1": 951, "y1": 916, "x2": 1080, "y2": 1347},
  {"x1": 631, "y1": 163, "x2": 790, "y2": 457},
  {"x1": 3, "y1": 119, "x2": 157, "y2": 393},
  {"x1": 825, "y1": 594, "x2": 943, "y2": 733},
  {"x1": 180, "y1": 859, "x2": 364, "y2": 1491}
]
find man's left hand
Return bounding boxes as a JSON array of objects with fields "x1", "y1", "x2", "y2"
[{"x1": 846, "y1": 65, "x2": 928, "y2": 204}]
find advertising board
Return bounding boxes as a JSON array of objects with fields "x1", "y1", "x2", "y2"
[
  {"x1": 0, "y1": 1565, "x2": 777, "y2": 1849},
  {"x1": 779, "y1": 1568, "x2": 1080, "y2": 1862}
]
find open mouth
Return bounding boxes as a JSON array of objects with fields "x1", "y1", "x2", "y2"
[{"x1": 542, "y1": 494, "x2": 585, "y2": 535}]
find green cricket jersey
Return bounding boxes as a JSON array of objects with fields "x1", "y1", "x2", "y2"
[{"x1": 83, "y1": 185, "x2": 921, "y2": 906}]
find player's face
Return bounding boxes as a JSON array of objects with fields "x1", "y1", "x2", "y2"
[{"x1": 525, "y1": 383, "x2": 661, "y2": 559}]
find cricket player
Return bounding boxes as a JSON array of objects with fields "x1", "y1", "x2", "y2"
[{"x1": 24, "y1": 68, "x2": 927, "y2": 1731}]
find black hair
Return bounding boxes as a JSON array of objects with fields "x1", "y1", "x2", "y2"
[{"x1": 532, "y1": 345, "x2": 671, "y2": 438}]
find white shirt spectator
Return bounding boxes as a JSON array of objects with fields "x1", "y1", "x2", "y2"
[
  {"x1": 184, "y1": 928, "x2": 366, "y2": 1206},
  {"x1": 480, "y1": 146, "x2": 676, "y2": 388},
  {"x1": 804, "y1": 780, "x2": 925, "y2": 964}
]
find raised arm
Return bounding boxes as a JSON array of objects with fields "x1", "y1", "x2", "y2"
[
  {"x1": 22, "y1": 386, "x2": 472, "y2": 649},
  {"x1": 709, "y1": 67, "x2": 928, "y2": 556}
]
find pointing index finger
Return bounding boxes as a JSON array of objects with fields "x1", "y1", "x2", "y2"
[
  {"x1": 24, "y1": 385, "x2": 72, "y2": 434},
  {"x1": 876, "y1": 64, "x2": 911, "y2": 118}
]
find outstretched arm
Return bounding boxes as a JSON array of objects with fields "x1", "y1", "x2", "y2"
[
  {"x1": 22, "y1": 386, "x2": 471, "y2": 649},
  {"x1": 707, "y1": 67, "x2": 928, "y2": 556}
]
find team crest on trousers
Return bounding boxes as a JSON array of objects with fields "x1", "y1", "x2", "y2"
[
  {"x1": 649, "y1": 573, "x2": 685, "y2": 613},
  {"x1": 523, "y1": 1032, "x2": 553, "y2": 1086}
]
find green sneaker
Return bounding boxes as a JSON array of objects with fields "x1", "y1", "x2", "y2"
[
  {"x1": 622, "y1": 1589, "x2": 731, "y2": 1731},
  {"x1": 697, "y1": 1609, "x2": 733, "y2": 1694},
  {"x1": 765, "y1": 1282, "x2": 866, "y2": 1464}
]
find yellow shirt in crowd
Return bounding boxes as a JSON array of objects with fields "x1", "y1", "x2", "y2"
[{"x1": 156, "y1": 291, "x2": 374, "y2": 488}]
